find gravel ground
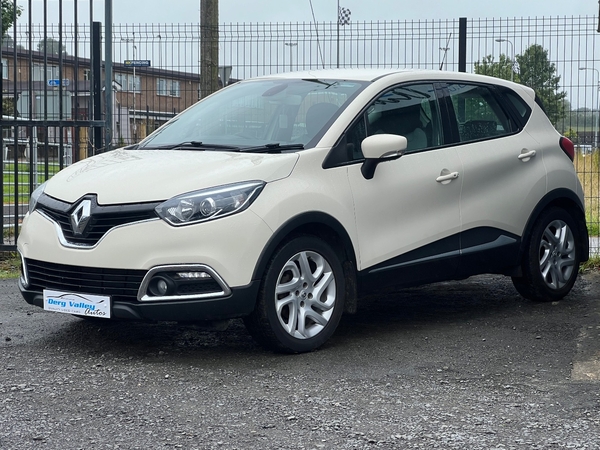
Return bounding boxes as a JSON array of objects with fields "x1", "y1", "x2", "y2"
[{"x1": 1, "y1": 273, "x2": 600, "y2": 449}]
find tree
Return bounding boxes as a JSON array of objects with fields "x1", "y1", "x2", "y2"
[
  {"x1": 474, "y1": 54, "x2": 518, "y2": 82},
  {"x1": 516, "y1": 44, "x2": 567, "y2": 126},
  {"x1": 554, "y1": 98, "x2": 573, "y2": 133},
  {"x1": 37, "y1": 37, "x2": 67, "y2": 55},
  {"x1": 1, "y1": 33, "x2": 23, "y2": 49},
  {"x1": 563, "y1": 128, "x2": 578, "y2": 144},
  {"x1": 1, "y1": 0, "x2": 21, "y2": 37},
  {"x1": 2, "y1": 97, "x2": 15, "y2": 115}
]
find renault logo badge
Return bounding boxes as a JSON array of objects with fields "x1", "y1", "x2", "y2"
[{"x1": 71, "y1": 200, "x2": 92, "y2": 236}]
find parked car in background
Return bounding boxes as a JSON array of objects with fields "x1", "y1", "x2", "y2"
[{"x1": 17, "y1": 69, "x2": 589, "y2": 353}]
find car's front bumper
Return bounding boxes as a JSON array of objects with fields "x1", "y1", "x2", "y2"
[
  {"x1": 19, "y1": 278, "x2": 260, "y2": 322},
  {"x1": 18, "y1": 207, "x2": 274, "y2": 289},
  {"x1": 17, "y1": 207, "x2": 273, "y2": 321}
]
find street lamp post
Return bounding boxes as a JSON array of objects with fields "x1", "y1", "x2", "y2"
[
  {"x1": 121, "y1": 35, "x2": 137, "y2": 142},
  {"x1": 284, "y1": 42, "x2": 297, "y2": 72},
  {"x1": 579, "y1": 67, "x2": 600, "y2": 150},
  {"x1": 157, "y1": 34, "x2": 162, "y2": 69},
  {"x1": 495, "y1": 38, "x2": 514, "y2": 82},
  {"x1": 132, "y1": 44, "x2": 137, "y2": 140}
]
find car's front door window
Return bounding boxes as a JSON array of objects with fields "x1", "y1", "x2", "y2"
[{"x1": 345, "y1": 83, "x2": 442, "y2": 162}]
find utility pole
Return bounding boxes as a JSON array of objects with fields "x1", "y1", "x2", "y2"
[{"x1": 200, "y1": 0, "x2": 219, "y2": 99}]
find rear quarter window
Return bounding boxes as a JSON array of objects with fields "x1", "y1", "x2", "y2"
[{"x1": 502, "y1": 88, "x2": 532, "y2": 124}]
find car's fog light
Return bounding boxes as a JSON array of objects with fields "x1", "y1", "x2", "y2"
[
  {"x1": 148, "y1": 276, "x2": 175, "y2": 297},
  {"x1": 157, "y1": 279, "x2": 168, "y2": 294},
  {"x1": 138, "y1": 264, "x2": 232, "y2": 302}
]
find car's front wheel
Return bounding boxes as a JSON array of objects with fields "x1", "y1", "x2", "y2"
[
  {"x1": 244, "y1": 235, "x2": 345, "y2": 353},
  {"x1": 512, "y1": 207, "x2": 580, "y2": 302}
]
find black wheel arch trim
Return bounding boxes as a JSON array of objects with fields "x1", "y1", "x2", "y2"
[
  {"x1": 251, "y1": 211, "x2": 357, "y2": 282},
  {"x1": 520, "y1": 188, "x2": 589, "y2": 262}
]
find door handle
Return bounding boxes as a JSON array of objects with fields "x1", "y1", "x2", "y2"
[
  {"x1": 436, "y1": 171, "x2": 459, "y2": 183},
  {"x1": 518, "y1": 149, "x2": 537, "y2": 161}
]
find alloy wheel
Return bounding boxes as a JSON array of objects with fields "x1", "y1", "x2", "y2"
[
  {"x1": 274, "y1": 250, "x2": 336, "y2": 339},
  {"x1": 538, "y1": 219, "x2": 576, "y2": 290}
]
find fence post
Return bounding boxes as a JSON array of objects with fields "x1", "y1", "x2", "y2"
[
  {"x1": 458, "y1": 17, "x2": 467, "y2": 73},
  {"x1": 104, "y1": 0, "x2": 113, "y2": 151},
  {"x1": 92, "y1": 21, "x2": 103, "y2": 154}
]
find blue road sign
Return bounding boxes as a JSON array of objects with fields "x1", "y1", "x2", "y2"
[
  {"x1": 124, "y1": 60, "x2": 151, "y2": 67},
  {"x1": 47, "y1": 79, "x2": 70, "y2": 87}
]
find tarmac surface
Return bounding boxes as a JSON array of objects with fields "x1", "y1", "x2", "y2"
[{"x1": 1, "y1": 272, "x2": 600, "y2": 449}]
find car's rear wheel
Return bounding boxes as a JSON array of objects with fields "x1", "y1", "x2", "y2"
[
  {"x1": 512, "y1": 207, "x2": 580, "y2": 302},
  {"x1": 244, "y1": 235, "x2": 345, "y2": 353}
]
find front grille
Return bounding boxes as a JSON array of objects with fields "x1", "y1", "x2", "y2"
[
  {"x1": 37, "y1": 194, "x2": 160, "y2": 247},
  {"x1": 25, "y1": 258, "x2": 146, "y2": 303},
  {"x1": 43, "y1": 208, "x2": 158, "y2": 246}
]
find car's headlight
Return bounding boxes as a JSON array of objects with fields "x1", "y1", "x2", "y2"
[
  {"x1": 28, "y1": 181, "x2": 47, "y2": 214},
  {"x1": 155, "y1": 181, "x2": 266, "y2": 226}
]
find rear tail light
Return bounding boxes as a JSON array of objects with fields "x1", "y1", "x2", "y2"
[{"x1": 559, "y1": 136, "x2": 575, "y2": 162}]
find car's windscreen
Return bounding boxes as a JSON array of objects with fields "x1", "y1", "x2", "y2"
[{"x1": 136, "y1": 78, "x2": 367, "y2": 150}]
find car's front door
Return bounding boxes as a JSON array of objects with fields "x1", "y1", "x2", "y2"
[{"x1": 345, "y1": 83, "x2": 463, "y2": 287}]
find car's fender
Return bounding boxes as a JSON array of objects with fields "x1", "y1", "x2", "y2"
[{"x1": 519, "y1": 188, "x2": 589, "y2": 263}]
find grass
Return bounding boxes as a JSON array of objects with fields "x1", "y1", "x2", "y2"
[
  {"x1": 581, "y1": 255, "x2": 600, "y2": 272},
  {"x1": 1, "y1": 162, "x2": 61, "y2": 203},
  {"x1": 0, "y1": 252, "x2": 19, "y2": 279},
  {"x1": 574, "y1": 150, "x2": 600, "y2": 237}
]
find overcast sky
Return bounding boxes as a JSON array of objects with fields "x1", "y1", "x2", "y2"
[{"x1": 18, "y1": 0, "x2": 598, "y2": 25}]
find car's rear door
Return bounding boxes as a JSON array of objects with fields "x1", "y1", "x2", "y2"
[{"x1": 442, "y1": 82, "x2": 547, "y2": 275}]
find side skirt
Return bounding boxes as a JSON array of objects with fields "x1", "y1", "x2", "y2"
[{"x1": 357, "y1": 227, "x2": 521, "y2": 294}]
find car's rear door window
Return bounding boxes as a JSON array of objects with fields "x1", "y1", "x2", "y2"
[{"x1": 446, "y1": 83, "x2": 516, "y2": 143}]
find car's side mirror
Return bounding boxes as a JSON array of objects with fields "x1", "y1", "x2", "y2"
[{"x1": 360, "y1": 134, "x2": 407, "y2": 180}]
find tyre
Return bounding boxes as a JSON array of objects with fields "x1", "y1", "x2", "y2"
[
  {"x1": 244, "y1": 235, "x2": 345, "y2": 353},
  {"x1": 512, "y1": 207, "x2": 580, "y2": 302}
]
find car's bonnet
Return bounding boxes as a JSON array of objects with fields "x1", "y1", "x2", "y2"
[{"x1": 44, "y1": 149, "x2": 300, "y2": 204}]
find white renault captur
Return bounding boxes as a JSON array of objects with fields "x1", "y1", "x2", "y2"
[{"x1": 18, "y1": 69, "x2": 589, "y2": 353}]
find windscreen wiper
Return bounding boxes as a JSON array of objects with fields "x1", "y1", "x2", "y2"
[
  {"x1": 238, "y1": 143, "x2": 305, "y2": 153},
  {"x1": 137, "y1": 141, "x2": 303, "y2": 153},
  {"x1": 302, "y1": 79, "x2": 338, "y2": 89},
  {"x1": 143, "y1": 141, "x2": 241, "y2": 150}
]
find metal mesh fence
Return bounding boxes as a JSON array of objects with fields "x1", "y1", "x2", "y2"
[{"x1": 3, "y1": 15, "x2": 600, "y2": 254}]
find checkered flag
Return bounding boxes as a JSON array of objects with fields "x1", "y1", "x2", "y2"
[
  {"x1": 338, "y1": 6, "x2": 351, "y2": 26},
  {"x1": 512, "y1": 60, "x2": 520, "y2": 75}
]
